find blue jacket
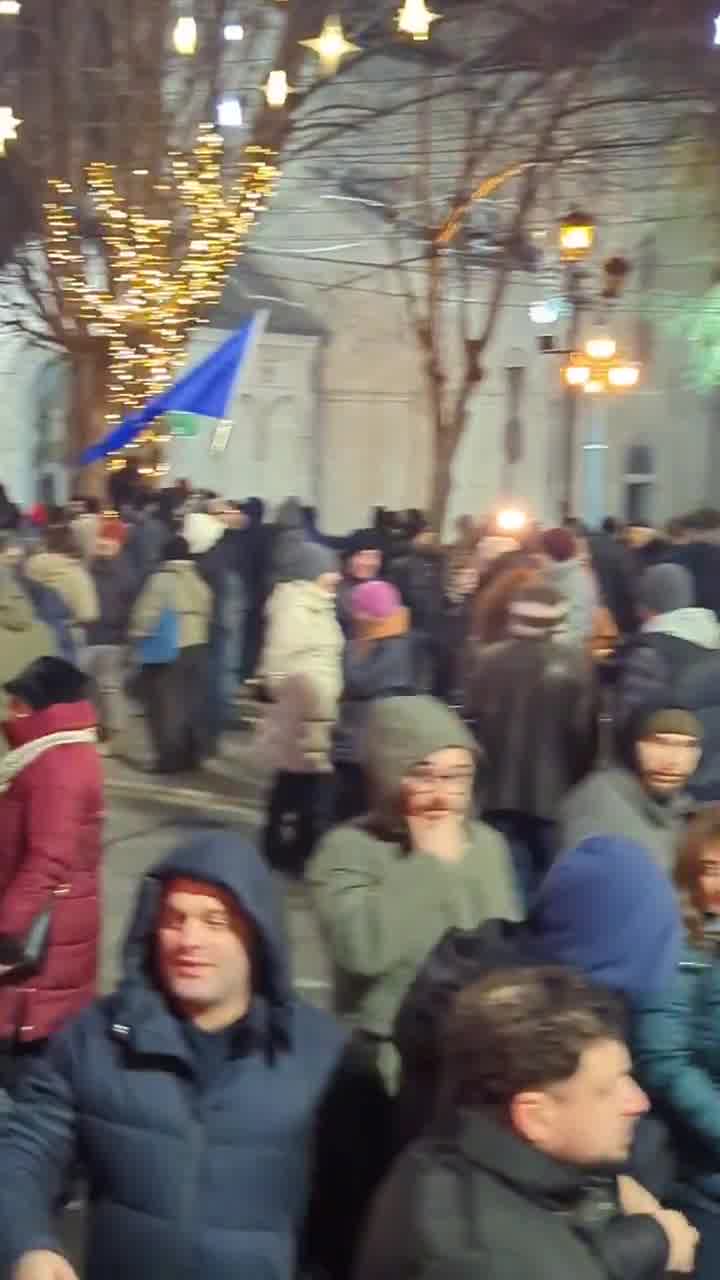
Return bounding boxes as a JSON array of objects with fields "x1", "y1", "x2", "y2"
[
  {"x1": 0, "y1": 831, "x2": 348, "y2": 1280},
  {"x1": 634, "y1": 942, "x2": 720, "y2": 1206}
]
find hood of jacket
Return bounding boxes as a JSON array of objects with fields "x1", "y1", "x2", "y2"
[
  {"x1": 644, "y1": 606, "x2": 720, "y2": 650},
  {"x1": 273, "y1": 577, "x2": 337, "y2": 616},
  {"x1": 365, "y1": 695, "x2": 477, "y2": 821},
  {"x1": 25, "y1": 552, "x2": 79, "y2": 591},
  {"x1": 275, "y1": 498, "x2": 305, "y2": 532},
  {"x1": 526, "y1": 836, "x2": 681, "y2": 1003},
  {"x1": 121, "y1": 830, "x2": 292, "y2": 1041}
]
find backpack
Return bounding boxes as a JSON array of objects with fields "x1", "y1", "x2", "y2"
[{"x1": 137, "y1": 607, "x2": 179, "y2": 666}]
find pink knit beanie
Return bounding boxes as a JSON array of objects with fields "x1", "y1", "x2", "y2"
[{"x1": 351, "y1": 579, "x2": 402, "y2": 619}]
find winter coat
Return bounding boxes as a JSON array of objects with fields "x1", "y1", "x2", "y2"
[
  {"x1": 354, "y1": 1108, "x2": 669, "y2": 1280},
  {"x1": 0, "y1": 570, "x2": 56, "y2": 701},
  {"x1": 464, "y1": 634, "x2": 599, "y2": 820},
  {"x1": 259, "y1": 581, "x2": 344, "y2": 774},
  {"x1": 130, "y1": 560, "x2": 211, "y2": 652},
  {"x1": 389, "y1": 548, "x2": 445, "y2": 635},
  {"x1": 545, "y1": 556, "x2": 598, "y2": 645},
  {"x1": 617, "y1": 610, "x2": 720, "y2": 804},
  {"x1": 0, "y1": 831, "x2": 348, "y2": 1280},
  {"x1": 334, "y1": 615, "x2": 417, "y2": 765},
  {"x1": 633, "y1": 941, "x2": 720, "y2": 1209},
  {"x1": 558, "y1": 766, "x2": 685, "y2": 872},
  {"x1": 588, "y1": 532, "x2": 639, "y2": 636},
  {"x1": 617, "y1": 608, "x2": 720, "y2": 715},
  {"x1": 0, "y1": 699, "x2": 103, "y2": 1042},
  {"x1": 125, "y1": 512, "x2": 168, "y2": 582},
  {"x1": 86, "y1": 553, "x2": 138, "y2": 647},
  {"x1": 17, "y1": 571, "x2": 75, "y2": 663},
  {"x1": 25, "y1": 552, "x2": 98, "y2": 625},
  {"x1": 308, "y1": 696, "x2": 520, "y2": 1087},
  {"x1": 394, "y1": 837, "x2": 681, "y2": 1154},
  {"x1": 669, "y1": 541, "x2": 720, "y2": 618}
]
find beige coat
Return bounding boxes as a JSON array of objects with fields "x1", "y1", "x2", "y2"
[
  {"x1": 0, "y1": 570, "x2": 56, "y2": 724},
  {"x1": 25, "y1": 552, "x2": 99, "y2": 625},
  {"x1": 130, "y1": 560, "x2": 211, "y2": 651},
  {"x1": 258, "y1": 581, "x2": 343, "y2": 773}
]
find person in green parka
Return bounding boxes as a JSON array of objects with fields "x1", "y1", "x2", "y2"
[{"x1": 308, "y1": 695, "x2": 521, "y2": 1090}]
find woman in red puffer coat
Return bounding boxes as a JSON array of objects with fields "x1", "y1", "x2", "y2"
[{"x1": 0, "y1": 656, "x2": 103, "y2": 1086}]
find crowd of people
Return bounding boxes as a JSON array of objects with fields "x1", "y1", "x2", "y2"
[{"x1": 4, "y1": 483, "x2": 720, "y2": 1277}]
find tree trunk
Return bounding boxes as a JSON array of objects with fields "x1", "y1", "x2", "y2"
[
  {"x1": 429, "y1": 423, "x2": 455, "y2": 533},
  {"x1": 67, "y1": 342, "x2": 110, "y2": 500}
]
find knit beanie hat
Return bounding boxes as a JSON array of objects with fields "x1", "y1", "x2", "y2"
[
  {"x1": 638, "y1": 563, "x2": 694, "y2": 615},
  {"x1": 616, "y1": 699, "x2": 703, "y2": 772},
  {"x1": 345, "y1": 528, "x2": 381, "y2": 560},
  {"x1": 351, "y1": 579, "x2": 403, "y2": 620},
  {"x1": 640, "y1": 707, "x2": 703, "y2": 740},
  {"x1": 526, "y1": 836, "x2": 681, "y2": 1004},
  {"x1": 99, "y1": 516, "x2": 128, "y2": 547},
  {"x1": 5, "y1": 656, "x2": 90, "y2": 711},
  {"x1": 292, "y1": 542, "x2": 340, "y2": 582},
  {"x1": 508, "y1": 584, "x2": 568, "y2": 638}
]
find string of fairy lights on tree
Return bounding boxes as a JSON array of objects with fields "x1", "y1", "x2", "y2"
[{"x1": 0, "y1": 1, "x2": 443, "y2": 473}]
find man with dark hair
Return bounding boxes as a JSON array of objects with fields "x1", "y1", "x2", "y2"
[
  {"x1": 464, "y1": 583, "x2": 598, "y2": 900},
  {"x1": 356, "y1": 966, "x2": 698, "y2": 1280}
]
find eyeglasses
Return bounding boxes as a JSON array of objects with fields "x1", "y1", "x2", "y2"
[{"x1": 406, "y1": 769, "x2": 474, "y2": 793}]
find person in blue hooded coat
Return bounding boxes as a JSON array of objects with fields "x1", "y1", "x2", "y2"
[
  {"x1": 393, "y1": 834, "x2": 682, "y2": 1188},
  {"x1": 0, "y1": 830, "x2": 379, "y2": 1280}
]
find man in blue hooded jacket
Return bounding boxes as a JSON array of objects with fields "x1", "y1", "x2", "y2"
[{"x1": 0, "y1": 831, "x2": 366, "y2": 1280}]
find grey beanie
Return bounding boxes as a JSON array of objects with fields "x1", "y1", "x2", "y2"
[
  {"x1": 292, "y1": 541, "x2": 340, "y2": 582},
  {"x1": 639, "y1": 563, "x2": 694, "y2": 616}
]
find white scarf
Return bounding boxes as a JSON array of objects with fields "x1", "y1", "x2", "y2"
[{"x1": 0, "y1": 729, "x2": 98, "y2": 795}]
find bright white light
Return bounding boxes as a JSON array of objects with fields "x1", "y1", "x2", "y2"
[
  {"x1": 715, "y1": 14, "x2": 720, "y2": 44},
  {"x1": 496, "y1": 508, "x2": 527, "y2": 534},
  {"x1": 0, "y1": 106, "x2": 21, "y2": 154},
  {"x1": 224, "y1": 23, "x2": 244, "y2": 40},
  {"x1": 217, "y1": 96, "x2": 243, "y2": 127},
  {"x1": 0, "y1": 2, "x2": 21, "y2": 14},
  {"x1": 265, "y1": 71, "x2": 290, "y2": 107},
  {"x1": 173, "y1": 16, "x2": 197, "y2": 55},
  {"x1": 529, "y1": 299, "x2": 561, "y2": 325},
  {"x1": 608, "y1": 363, "x2": 640, "y2": 388},
  {"x1": 585, "y1": 335, "x2": 617, "y2": 361}
]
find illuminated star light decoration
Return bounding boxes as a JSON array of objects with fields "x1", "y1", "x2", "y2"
[
  {"x1": 396, "y1": 0, "x2": 441, "y2": 40},
  {"x1": 0, "y1": 106, "x2": 20, "y2": 154},
  {"x1": 43, "y1": 127, "x2": 279, "y2": 465},
  {"x1": 300, "y1": 15, "x2": 361, "y2": 75}
]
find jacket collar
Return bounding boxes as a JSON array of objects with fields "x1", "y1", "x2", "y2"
[
  {"x1": 453, "y1": 1108, "x2": 590, "y2": 1207},
  {"x1": 108, "y1": 976, "x2": 271, "y2": 1072},
  {"x1": 4, "y1": 700, "x2": 97, "y2": 749},
  {"x1": 606, "y1": 765, "x2": 682, "y2": 828}
]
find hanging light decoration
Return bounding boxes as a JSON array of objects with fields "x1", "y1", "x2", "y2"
[
  {"x1": 217, "y1": 96, "x2": 243, "y2": 127},
  {"x1": 264, "y1": 70, "x2": 291, "y2": 107},
  {"x1": 224, "y1": 24, "x2": 244, "y2": 41},
  {"x1": 300, "y1": 15, "x2": 361, "y2": 75},
  {"x1": 173, "y1": 16, "x2": 197, "y2": 55},
  {"x1": 396, "y1": 0, "x2": 440, "y2": 40},
  {"x1": 0, "y1": 106, "x2": 21, "y2": 154}
]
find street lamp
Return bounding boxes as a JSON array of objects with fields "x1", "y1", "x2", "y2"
[
  {"x1": 608, "y1": 361, "x2": 640, "y2": 389},
  {"x1": 563, "y1": 360, "x2": 591, "y2": 387},
  {"x1": 559, "y1": 210, "x2": 595, "y2": 263},
  {"x1": 173, "y1": 16, "x2": 197, "y2": 55}
]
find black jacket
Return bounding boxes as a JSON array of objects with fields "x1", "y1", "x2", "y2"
[
  {"x1": 588, "y1": 533, "x2": 638, "y2": 636},
  {"x1": 390, "y1": 550, "x2": 445, "y2": 635},
  {"x1": 86, "y1": 553, "x2": 138, "y2": 646},
  {"x1": 464, "y1": 635, "x2": 599, "y2": 820},
  {"x1": 0, "y1": 831, "x2": 352, "y2": 1280},
  {"x1": 354, "y1": 1108, "x2": 668, "y2": 1280}
]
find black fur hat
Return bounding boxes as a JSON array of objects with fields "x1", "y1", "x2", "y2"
[{"x1": 5, "y1": 657, "x2": 90, "y2": 711}]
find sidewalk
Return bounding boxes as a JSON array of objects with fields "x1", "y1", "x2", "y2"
[{"x1": 104, "y1": 695, "x2": 269, "y2": 820}]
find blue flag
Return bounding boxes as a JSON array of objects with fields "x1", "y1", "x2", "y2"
[{"x1": 79, "y1": 315, "x2": 264, "y2": 465}]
